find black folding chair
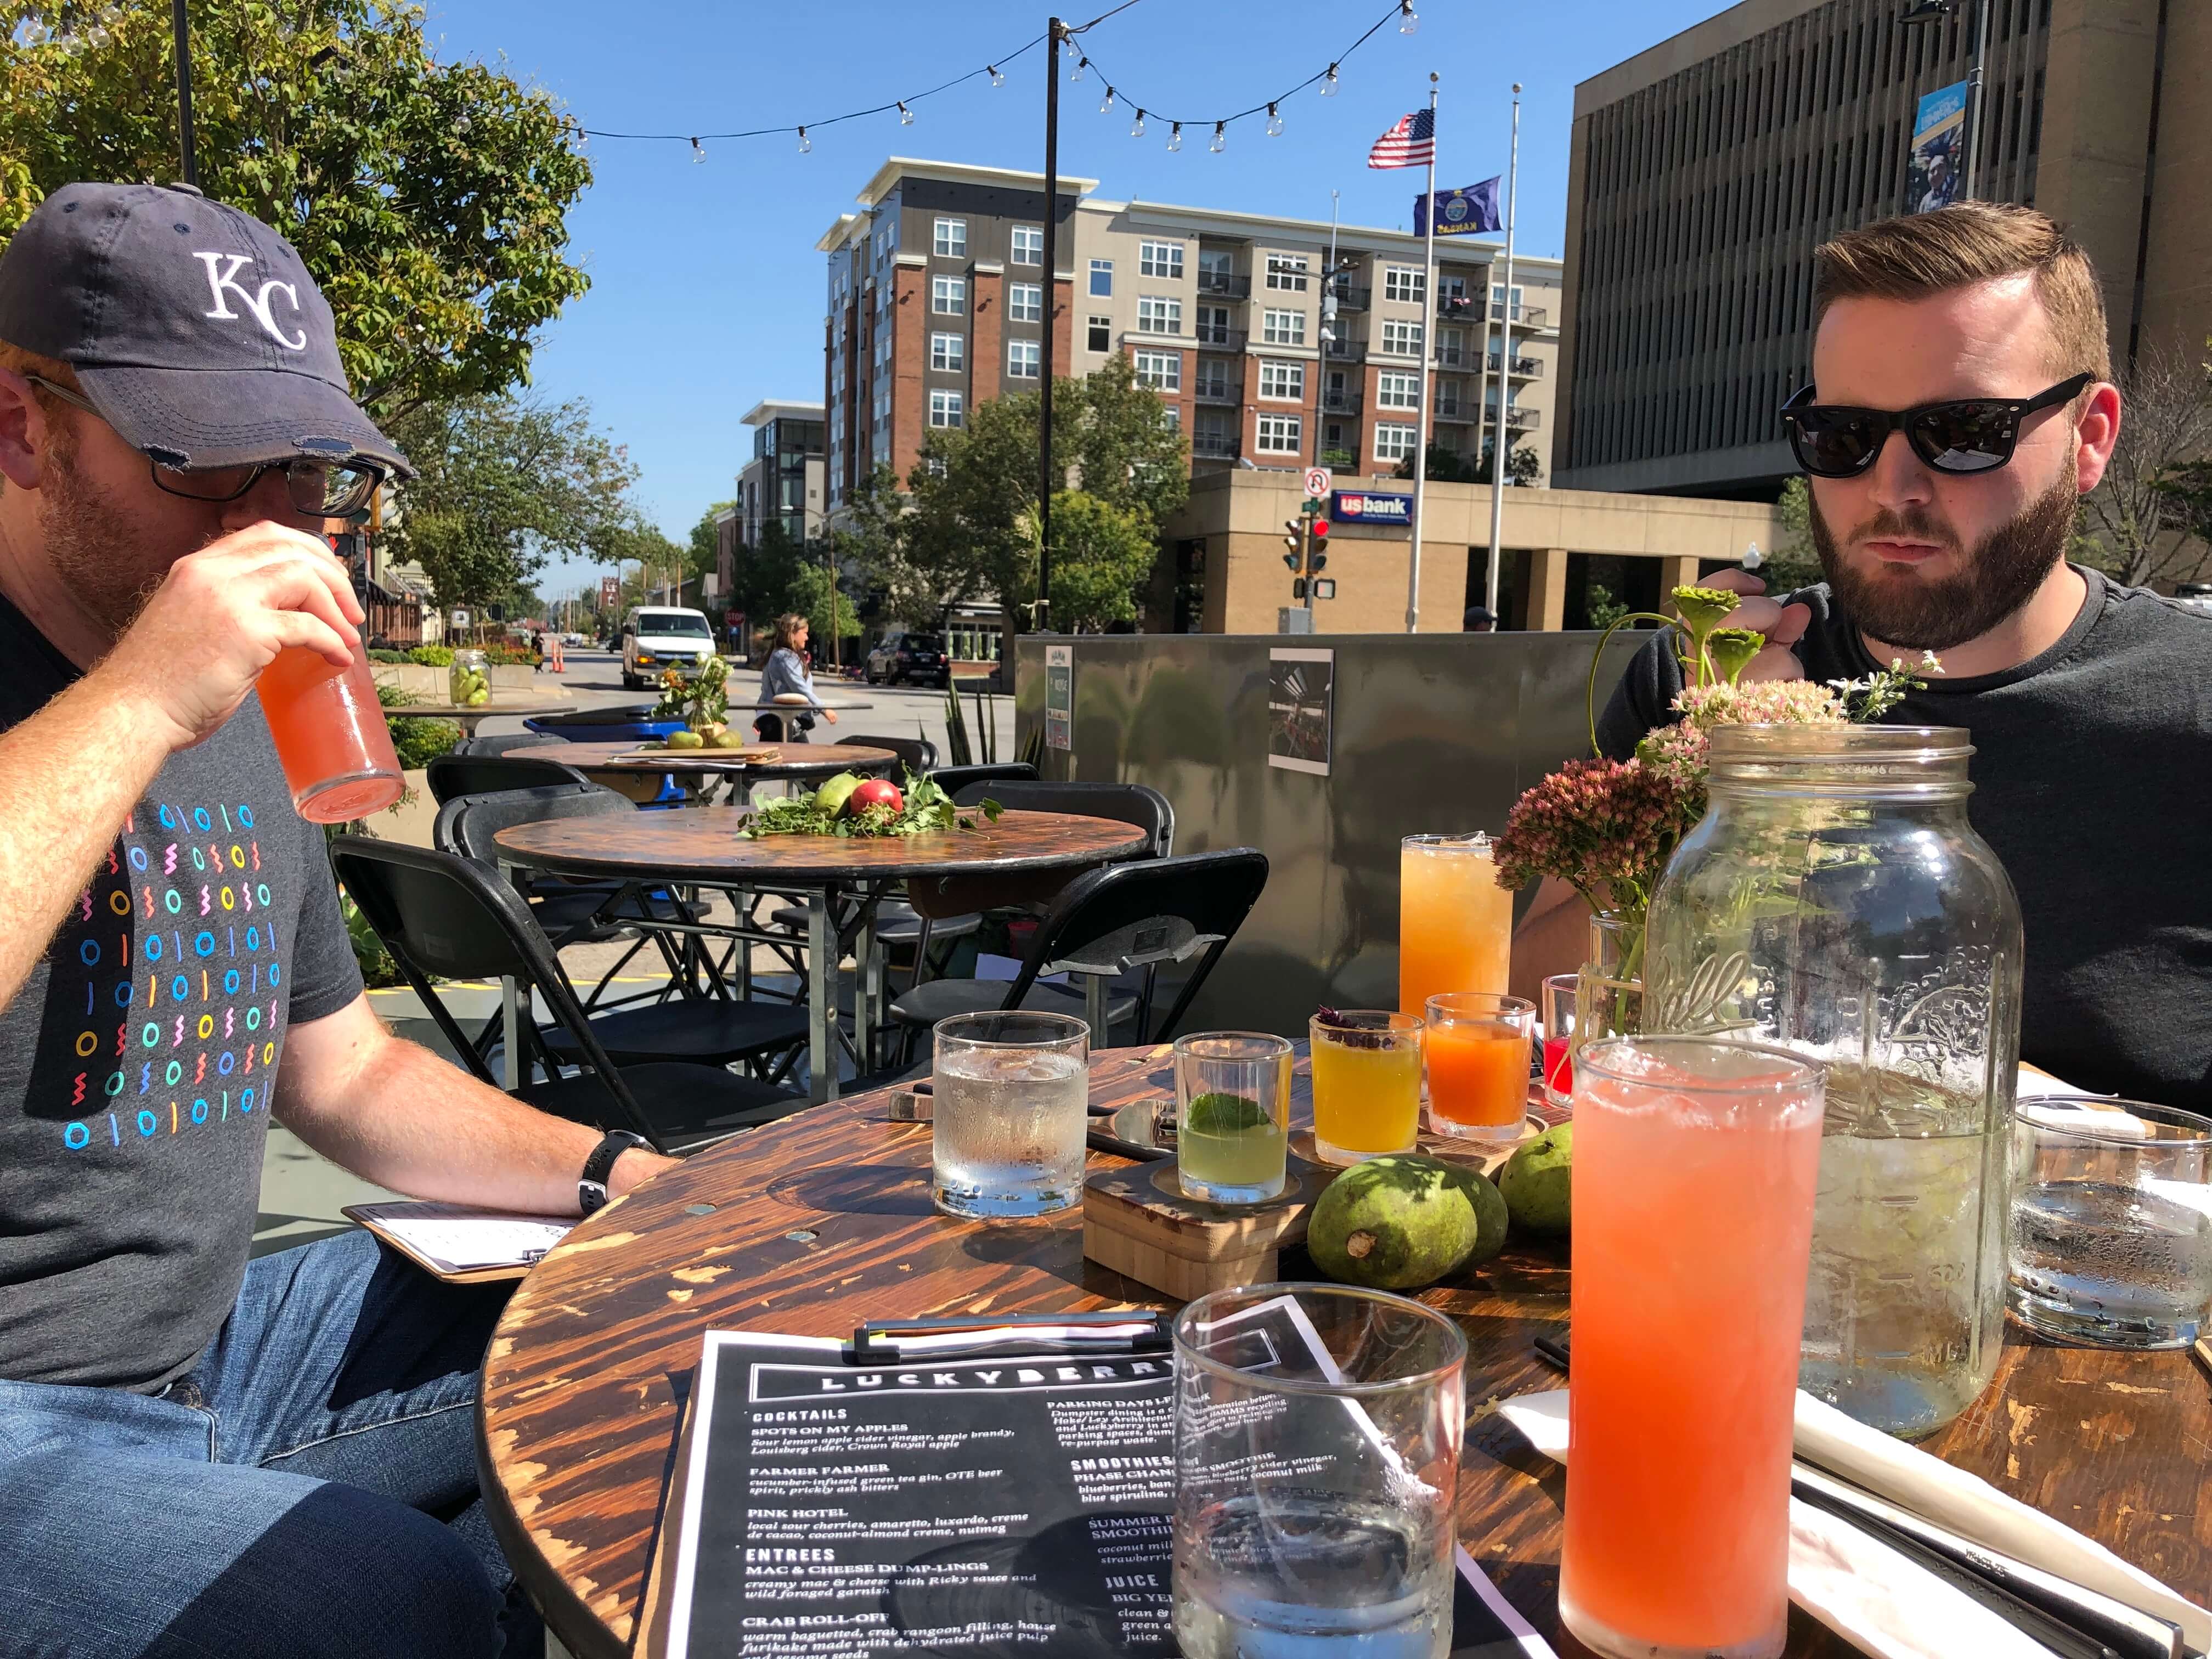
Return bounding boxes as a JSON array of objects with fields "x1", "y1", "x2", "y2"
[
  {"x1": 331, "y1": 837, "x2": 808, "y2": 1153},
  {"x1": 837, "y1": 733, "x2": 936, "y2": 773},
  {"x1": 927, "y1": 761, "x2": 1037, "y2": 794},
  {"x1": 888, "y1": 848, "x2": 1268, "y2": 1062},
  {"x1": 950, "y1": 780, "x2": 1175, "y2": 858},
  {"x1": 426, "y1": 752, "x2": 594, "y2": 806},
  {"x1": 449, "y1": 732, "x2": 555, "y2": 759}
]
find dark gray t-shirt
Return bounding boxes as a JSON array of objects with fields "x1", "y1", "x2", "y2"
[
  {"x1": 1598, "y1": 567, "x2": 2212, "y2": 1109},
  {"x1": 0, "y1": 594, "x2": 364, "y2": 1391}
]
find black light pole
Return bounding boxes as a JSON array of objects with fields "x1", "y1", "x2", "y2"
[
  {"x1": 1037, "y1": 16, "x2": 1063, "y2": 633},
  {"x1": 172, "y1": 0, "x2": 199, "y2": 187}
]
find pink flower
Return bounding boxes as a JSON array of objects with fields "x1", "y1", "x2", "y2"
[{"x1": 1494, "y1": 757, "x2": 1701, "y2": 916}]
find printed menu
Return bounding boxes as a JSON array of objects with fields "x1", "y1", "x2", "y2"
[{"x1": 646, "y1": 1319, "x2": 1552, "y2": 1659}]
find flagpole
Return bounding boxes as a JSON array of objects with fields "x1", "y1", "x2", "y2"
[
  {"x1": 1484, "y1": 83, "x2": 1521, "y2": 621},
  {"x1": 1406, "y1": 73, "x2": 1438, "y2": 635}
]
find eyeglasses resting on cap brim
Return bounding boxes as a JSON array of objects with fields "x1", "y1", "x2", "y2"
[
  {"x1": 21, "y1": 375, "x2": 386, "y2": 521},
  {"x1": 1779, "y1": 372, "x2": 2095, "y2": 479}
]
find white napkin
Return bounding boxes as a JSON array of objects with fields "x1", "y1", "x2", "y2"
[{"x1": 1497, "y1": 1391, "x2": 2061, "y2": 1659}]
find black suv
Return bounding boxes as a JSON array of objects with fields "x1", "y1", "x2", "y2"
[{"x1": 864, "y1": 630, "x2": 950, "y2": 688}]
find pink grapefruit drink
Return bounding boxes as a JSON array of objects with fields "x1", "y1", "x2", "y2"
[
  {"x1": 259, "y1": 647, "x2": 405, "y2": 823},
  {"x1": 1559, "y1": 1037, "x2": 1825, "y2": 1659}
]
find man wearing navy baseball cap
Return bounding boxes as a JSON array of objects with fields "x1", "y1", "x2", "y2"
[{"x1": 0, "y1": 184, "x2": 676, "y2": 1656}]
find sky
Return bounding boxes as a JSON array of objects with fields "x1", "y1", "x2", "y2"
[{"x1": 418, "y1": 0, "x2": 1730, "y2": 600}]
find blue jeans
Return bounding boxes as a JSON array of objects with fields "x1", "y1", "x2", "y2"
[{"x1": 0, "y1": 1231, "x2": 541, "y2": 1659}]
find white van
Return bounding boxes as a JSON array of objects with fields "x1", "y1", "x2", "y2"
[{"x1": 620, "y1": 606, "x2": 718, "y2": 690}]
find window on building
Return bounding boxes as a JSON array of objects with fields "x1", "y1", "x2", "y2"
[
  {"x1": 1195, "y1": 304, "x2": 1233, "y2": 346},
  {"x1": 1491, "y1": 283, "x2": 1525, "y2": 319},
  {"x1": 1255, "y1": 414, "x2": 1302, "y2": 453},
  {"x1": 1011, "y1": 225, "x2": 1043, "y2": 264},
  {"x1": 932, "y1": 275, "x2": 966, "y2": 314},
  {"x1": 1376, "y1": 371, "x2": 1421, "y2": 409},
  {"x1": 1380, "y1": 319, "x2": 1424, "y2": 356},
  {"x1": 1261, "y1": 308, "x2": 1306, "y2": 346},
  {"x1": 1088, "y1": 258, "x2": 1113, "y2": 297},
  {"x1": 1194, "y1": 360, "x2": 1233, "y2": 400},
  {"x1": 1384, "y1": 266, "x2": 1426, "y2": 303},
  {"x1": 1437, "y1": 326, "x2": 1465, "y2": 367},
  {"x1": 933, "y1": 217, "x2": 967, "y2": 258},
  {"x1": 1198, "y1": 249, "x2": 1235, "y2": 286},
  {"x1": 929, "y1": 332, "x2": 964, "y2": 371},
  {"x1": 1087, "y1": 315, "x2": 1112, "y2": 352},
  {"x1": 1009, "y1": 282, "x2": 1043, "y2": 323},
  {"x1": 1139, "y1": 240, "x2": 1184, "y2": 279},
  {"x1": 1374, "y1": 422, "x2": 1419, "y2": 464},
  {"x1": 1266, "y1": 253, "x2": 1310, "y2": 292},
  {"x1": 1007, "y1": 339, "x2": 1041, "y2": 379},
  {"x1": 929, "y1": 390, "x2": 964, "y2": 428},
  {"x1": 1133, "y1": 349, "x2": 1182, "y2": 392},
  {"x1": 1259, "y1": 360, "x2": 1305, "y2": 401},
  {"x1": 1161, "y1": 404, "x2": 1181, "y2": 431},
  {"x1": 1137, "y1": 296, "x2": 1183, "y2": 335}
]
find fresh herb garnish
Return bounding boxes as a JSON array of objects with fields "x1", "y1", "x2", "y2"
[
  {"x1": 740, "y1": 771, "x2": 979, "y2": 839},
  {"x1": 1185, "y1": 1092, "x2": 1269, "y2": 1135},
  {"x1": 1314, "y1": 1006, "x2": 1389, "y2": 1049}
]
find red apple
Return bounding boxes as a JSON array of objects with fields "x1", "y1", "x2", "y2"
[{"x1": 848, "y1": 778, "x2": 904, "y2": 816}]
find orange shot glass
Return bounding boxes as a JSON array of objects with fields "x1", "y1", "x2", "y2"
[{"x1": 1423, "y1": 992, "x2": 1536, "y2": 1144}]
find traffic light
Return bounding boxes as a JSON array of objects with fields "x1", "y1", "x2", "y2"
[
  {"x1": 1310, "y1": 516, "x2": 1330, "y2": 538},
  {"x1": 1308, "y1": 548, "x2": 1328, "y2": 575},
  {"x1": 1283, "y1": 519, "x2": 1304, "y2": 569},
  {"x1": 1312, "y1": 578, "x2": 1337, "y2": 600},
  {"x1": 1290, "y1": 577, "x2": 1308, "y2": 600}
]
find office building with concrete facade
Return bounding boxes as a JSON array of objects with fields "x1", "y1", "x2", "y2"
[
  {"x1": 714, "y1": 400, "x2": 826, "y2": 612},
  {"x1": 815, "y1": 159, "x2": 1561, "y2": 514},
  {"x1": 1553, "y1": 0, "x2": 2212, "y2": 499}
]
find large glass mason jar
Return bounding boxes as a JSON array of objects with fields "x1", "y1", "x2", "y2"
[{"x1": 1643, "y1": 725, "x2": 2023, "y2": 1440}]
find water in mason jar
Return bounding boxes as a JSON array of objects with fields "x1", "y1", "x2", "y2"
[
  {"x1": 931, "y1": 1047, "x2": 1089, "y2": 1218},
  {"x1": 1175, "y1": 1494, "x2": 1450, "y2": 1659},
  {"x1": 2010, "y1": 1180, "x2": 2212, "y2": 1346},
  {"x1": 1798, "y1": 1070, "x2": 2008, "y2": 1440}
]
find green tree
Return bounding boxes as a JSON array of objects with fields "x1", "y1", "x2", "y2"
[
  {"x1": 904, "y1": 357, "x2": 1187, "y2": 634},
  {"x1": 1, "y1": 1, "x2": 591, "y2": 420},
  {"x1": 786, "y1": 561, "x2": 859, "y2": 645},
  {"x1": 1392, "y1": 441, "x2": 1541, "y2": 485},
  {"x1": 1761, "y1": 477, "x2": 1826, "y2": 595},
  {"x1": 687, "y1": 500, "x2": 733, "y2": 587},
  {"x1": 1019, "y1": 491, "x2": 1154, "y2": 633},
  {"x1": 379, "y1": 395, "x2": 641, "y2": 613}
]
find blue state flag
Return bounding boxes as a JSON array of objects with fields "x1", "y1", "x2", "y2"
[{"x1": 1414, "y1": 178, "x2": 1503, "y2": 238}]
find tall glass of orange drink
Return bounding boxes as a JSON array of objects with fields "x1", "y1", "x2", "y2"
[
  {"x1": 258, "y1": 647, "x2": 405, "y2": 823},
  {"x1": 1560, "y1": 1036, "x2": 1825, "y2": 1659},
  {"x1": 1423, "y1": 992, "x2": 1535, "y2": 1143},
  {"x1": 1399, "y1": 834, "x2": 1512, "y2": 1019},
  {"x1": 1307, "y1": 1011, "x2": 1422, "y2": 1165}
]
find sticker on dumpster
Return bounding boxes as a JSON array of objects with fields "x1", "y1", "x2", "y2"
[{"x1": 1330, "y1": 489, "x2": 1412, "y2": 524}]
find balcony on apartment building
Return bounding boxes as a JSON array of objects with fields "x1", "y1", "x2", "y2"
[
  {"x1": 1483, "y1": 404, "x2": 1542, "y2": 430},
  {"x1": 1320, "y1": 387, "x2": 1363, "y2": 416},
  {"x1": 1433, "y1": 342, "x2": 1470, "y2": 369},
  {"x1": 1493, "y1": 302, "x2": 1551, "y2": 328},
  {"x1": 1193, "y1": 321, "x2": 1249, "y2": 350},
  {"x1": 1489, "y1": 354, "x2": 1544, "y2": 379},
  {"x1": 1319, "y1": 340, "x2": 1368, "y2": 365},
  {"x1": 1196, "y1": 270, "x2": 1251, "y2": 300},
  {"x1": 1325, "y1": 280, "x2": 1370, "y2": 313},
  {"x1": 1194, "y1": 375, "x2": 1245, "y2": 406},
  {"x1": 1190, "y1": 430, "x2": 1241, "y2": 460}
]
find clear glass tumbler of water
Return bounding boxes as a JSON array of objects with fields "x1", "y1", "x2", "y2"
[
  {"x1": 2008, "y1": 1097, "x2": 2212, "y2": 1348},
  {"x1": 1173, "y1": 1284, "x2": 1466, "y2": 1659},
  {"x1": 930, "y1": 1011, "x2": 1091, "y2": 1220}
]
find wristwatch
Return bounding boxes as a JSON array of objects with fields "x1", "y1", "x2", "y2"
[{"x1": 579, "y1": 1129, "x2": 653, "y2": 1216}]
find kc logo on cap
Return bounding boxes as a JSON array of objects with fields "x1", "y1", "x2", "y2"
[{"x1": 191, "y1": 253, "x2": 307, "y2": 352}]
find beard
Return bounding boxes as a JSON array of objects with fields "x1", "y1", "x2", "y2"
[
  {"x1": 1810, "y1": 461, "x2": 2079, "y2": 652},
  {"x1": 36, "y1": 429, "x2": 187, "y2": 639}
]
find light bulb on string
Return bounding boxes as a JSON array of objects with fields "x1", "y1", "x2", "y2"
[
  {"x1": 1320, "y1": 64, "x2": 1340, "y2": 97},
  {"x1": 1266, "y1": 103, "x2": 1284, "y2": 137},
  {"x1": 898, "y1": 100, "x2": 913, "y2": 125},
  {"x1": 1130, "y1": 108, "x2": 1147, "y2": 138},
  {"x1": 1398, "y1": 1, "x2": 1418, "y2": 32},
  {"x1": 690, "y1": 137, "x2": 706, "y2": 164},
  {"x1": 986, "y1": 64, "x2": 1004, "y2": 87},
  {"x1": 1099, "y1": 86, "x2": 1115, "y2": 114},
  {"x1": 1167, "y1": 121, "x2": 1182, "y2": 152},
  {"x1": 1210, "y1": 121, "x2": 1226, "y2": 153},
  {"x1": 797, "y1": 125, "x2": 811, "y2": 153},
  {"x1": 1070, "y1": 55, "x2": 1086, "y2": 82}
]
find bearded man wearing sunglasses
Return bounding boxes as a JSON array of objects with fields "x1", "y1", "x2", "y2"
[
  {"x1": 0, "y1": 186, "x2": 680, "y2": 1656},
  {"x1": 1584, "y1": 202, "x2": 2211, "y2": 1108}
]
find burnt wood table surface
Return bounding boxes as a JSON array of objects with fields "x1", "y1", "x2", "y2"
[
  {"x1": 477, "y1": 1045, "x2": 2212, "y2": 1659},
  {"x1": 492, "y1": 810, "x2": 1150, "y2": 1103},
  {"x1": 511, "y1": 741, "x2": 899, "y2": 805}
]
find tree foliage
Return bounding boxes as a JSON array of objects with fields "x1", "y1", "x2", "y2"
[
  {"x1": 1, "y1": 0, "x2": 592, "y2": 420},
  {"x1": 1393, "y1": 441, "x2": 1541, "y2": 486},
  {"x1": 2075, "y1": 344, "x2": 2212, "y2": 589},
  {"x1": 1017, "y1": 492, "x2": 1155, "y2": 633},
  {"x1": 1760, "y1": 477, "x2": 1826, "y2": 596},
  {"x1": 687, "y1": 500, "x2": 732, "y2": 586},
  {"x1": 378, "y1": 395, "x2": 641, "y2": 611}
]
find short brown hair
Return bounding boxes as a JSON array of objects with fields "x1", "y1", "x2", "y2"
[{"x1": 1814, "y1": 204, "x2": 2110, "y2": 385}]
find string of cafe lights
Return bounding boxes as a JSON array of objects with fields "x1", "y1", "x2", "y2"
[
  {"x1": 1068, "y1": 0, "x2": 1421, "y2": 154},
  {"x1": 570, "y1": 0, "x2": 1420, "y2": 162}
]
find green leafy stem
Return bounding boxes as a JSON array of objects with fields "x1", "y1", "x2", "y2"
[{"x1": 1584, "y1": 586, "x2": 1767, "y2": 757}]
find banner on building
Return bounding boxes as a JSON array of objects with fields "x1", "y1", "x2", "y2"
[
  {"x1": 1414, "y1": 178, "x2": 1503, "y2": 238},
  {"x1": 1906, "y1": 82, "x2": 1968, "y2": 214}
]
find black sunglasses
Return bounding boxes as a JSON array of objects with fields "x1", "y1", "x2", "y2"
[
  {"x1": 1780, "y1": 373, "x2": 2094, "y2": 479},
  {"x1": 24, "y1": 375, "x2": 385, "y2": 520}
]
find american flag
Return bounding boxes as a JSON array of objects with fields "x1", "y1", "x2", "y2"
[{"x1": 1367, "y1": 108, "x2": 1435, "y2": 169}]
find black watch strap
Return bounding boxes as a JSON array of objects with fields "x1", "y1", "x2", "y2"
[{"x1": 579, "y1": 1130, "x2": 652, "y2": 1216}]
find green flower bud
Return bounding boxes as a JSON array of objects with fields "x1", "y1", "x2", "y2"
[
  {"x1": 1705, "y1": 627, "x2": 1766, "y2": 685},
  {"x1": 1672, "y1": 585, "x2": 1740, "y2": 635}
]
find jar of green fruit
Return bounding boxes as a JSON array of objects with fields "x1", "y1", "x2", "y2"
[{"x1": 449, "y1": 649, "x2": 490, "y2": 709}]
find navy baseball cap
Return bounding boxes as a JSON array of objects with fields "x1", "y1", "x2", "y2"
[{"x1": 0, "y1": 182, "x2": 409, "y2": 477}]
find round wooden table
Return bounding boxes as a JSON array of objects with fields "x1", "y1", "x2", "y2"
[
  {"x1": 492, "y1": 808, "x2": 1149, "y2": 1101},
  {"x1": 477, "y1": 1048, "x2": 2212, "y2": 1659},
  {"x1": 382, "y1": 699, "x2": 577, "y2": 737},
  {"x1": 510, "y1": 741, "x2": 899, "y2": 804}
]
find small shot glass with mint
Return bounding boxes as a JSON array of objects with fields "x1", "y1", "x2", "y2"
[{"x1": 1174, "y1": 1033, "x2": 1295, "y2": 1205}]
